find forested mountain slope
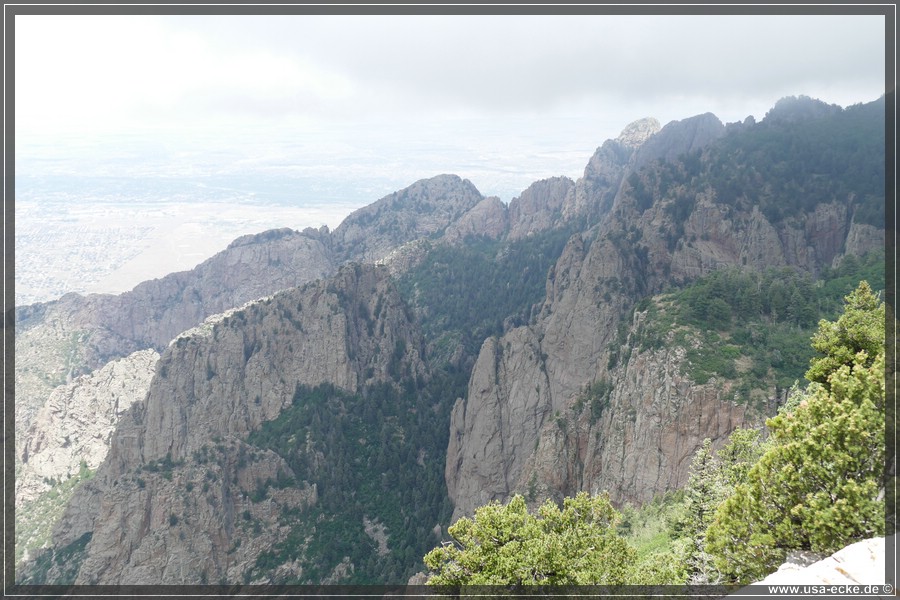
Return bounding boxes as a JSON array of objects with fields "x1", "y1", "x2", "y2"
[
  {"x1": 16, "y1": 95, "x2": 887, "y2": 585},
  {"x1": 445, "y1": 96, "x2": 885, "y2": 516}
]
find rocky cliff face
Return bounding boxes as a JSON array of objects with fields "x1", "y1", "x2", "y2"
[
  {"x1": 441, "y1": 175, "x2": 578, "y2": 242},
  {"x1": 14, "y1": 227, "x2": 335, "y2": 446},
  {"x1": 41, "y1": 438, "x2": 316, "y2": 586},
  {"x1": 14, "y1": 175, "x2": 486, "y2": 505},
  {"x1": 443, "y1": 196, "x2": 509, "y2": 242},
  {"x1": 655, "y1": 194, "x2": 855, "y2": 284},
  {"x1": 445, "y1": 105, "x2": 881, "y2": 519},
  {"x1": 332, "y1": 174, "x2": 485, "y2": 263},
  {"x1": 18, "y1": 226, "x2": 335, "y2": 355},
  {"x1": 15, "y1": 300, "x2": 105, "y2": 445},
  {"x1": 557, "y1": 112, "x2": 724, "y2": 232},
  {"x1": 16, "y1": 172, "x2": 499, "y2": 423},
  {"x1": 507, "y1": 177, "x2": 574, "y2": 240},
  {"x1": 842, "y1": 221, "x2": 884, "y2": 263},
  {"x1": 135, "y1": 263, "x2": 425, "y2": 465},
  {"x1": 109, "y1": 227, "x2": 336, "y2": 350},
  {"x1": 28, "y1": 263, "x2": 426, "y2": 584},
  {"x1": 14, "y1": 174, "x2": 480, "y2": 412},
  {"x1": 562, "y1": 118, "x2": 659, "y2": 222},
  {"x1": 17, "y1": 349, "x2": 159, "y2": 507},
  {"x1": 523, "y1": 342, "x2": 753, "y2": 508},
  {"x1": 629, "y1": 113, "x2": 725, "y2": 174}
]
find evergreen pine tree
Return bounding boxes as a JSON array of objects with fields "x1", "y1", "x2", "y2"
[{"x1": 705, "y1": 281, "x2": 885, "y2": 583}]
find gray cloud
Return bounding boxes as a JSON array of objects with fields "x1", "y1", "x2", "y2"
[
  {"x1": 17, "y1": 11, "x2": 886, "y2": 153},
  {"x1": 160, "y1": 13, "x2": 884, "y2": 122}
]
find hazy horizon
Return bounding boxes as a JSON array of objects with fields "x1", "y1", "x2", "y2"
[{"x1": 12, "y1": 12, "x2": 887, "y2": 305}]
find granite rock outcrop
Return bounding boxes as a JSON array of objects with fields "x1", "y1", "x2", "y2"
[
  {"x1": 30, "y1": 263, "x2": 425, "y2": 584},
  {"x1": 17, "y1": 349, "x2": 160, "y2": 507},
  {"x1": 445, "y1": 104, "x2": 882, "y2": 519}
]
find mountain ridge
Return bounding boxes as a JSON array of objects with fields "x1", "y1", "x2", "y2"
[{"x1": 14, "y1": 95, "x2": 887, "y2": 584}]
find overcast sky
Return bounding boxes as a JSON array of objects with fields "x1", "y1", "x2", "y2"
[{"x1": 14, "y1": 12, "x2": 887, "y2": 198}]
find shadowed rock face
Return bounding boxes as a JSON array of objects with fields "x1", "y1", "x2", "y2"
[
  {"x1": 37, "y1": 263, "x2": 427, "y2": 584},
  {"x1": 133, "y1": 263, "x2": 427, "y2": 465},
  {"x1": 445, "y1": 190, "x2": 872, "y2": 519},
  {"x1": 507, "y1": 177, "x2": 574, "y2": 240},
  {"x1": 630, "y1": 113, "x2": 725, "y2": 174},
  {"x1": 444, "y1": 104, "x2": 882, "y2": 519},
  {"x1": 443, "y1": 196, "x2": 509, "y2": 243},
  {"x1": 332, "y1": 174, "x2": 485, "y2": 263},
  {"x1": 445, "y1": 226, "x2": 750, "y2": 518}
]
